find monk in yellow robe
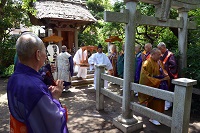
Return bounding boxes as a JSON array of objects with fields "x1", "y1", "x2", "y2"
[{"x1": 138, "y1": 48, "x2": 170, "y2": 125}]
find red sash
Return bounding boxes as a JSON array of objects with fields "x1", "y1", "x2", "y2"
[
  {"x1": 10, "y1": 114, "x2": 27, "y2": 133},
  {"x1": 10, "y1": 106, "x2": 68, "y2": 133},
  {"x1": 146, "y1": 53, "x2": 151, "y2": 60},
  {"x1": 163, "y1": 51, "x2": 178, "y2": 79}
]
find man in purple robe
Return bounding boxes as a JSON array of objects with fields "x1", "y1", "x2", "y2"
[
  {"x1": 134, "y1": 44, "x2": 142, "y2": 96},
  {"x1": 134, "y1": 44, "x2": 142, "y2": 83},
  {"x1": 157, "y1": 42, "x2": 178, "y2": 110},
  {"x1": 7, "y1": 32, "x2": 69, "y2": 133}
]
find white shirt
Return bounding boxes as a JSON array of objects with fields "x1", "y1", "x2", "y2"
[
  {"x1": 88, "y1": 52, "x2": 113, "y2": 70},
  {"x1": 73, "y1": 48, "x2": 87, "y2": 65}
]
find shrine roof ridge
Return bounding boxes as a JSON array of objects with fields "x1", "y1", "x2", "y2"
[
  {"x1": 39, "y1": 0, "x2": 86, "y2": 5},
  {"x1": 34, "y1": 0, "x2": 96, "y2": 22}
]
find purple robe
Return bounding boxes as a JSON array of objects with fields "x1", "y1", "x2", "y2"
[
  {"x1": 7, "y1": 63, "x2": 68, "y2": 133},
  {"x1": 134, "y1": 51, "x2": 142, "y2": 83},
  {"x1": 160, "y1": 50, "x2": 178, "y2": 91},
  {"x1": 160, "y1": 50, "x2": 178, "y2": 79}
]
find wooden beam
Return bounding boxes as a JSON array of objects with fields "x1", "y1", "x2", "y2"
[
  {"x1": 137, "y1": 13, "x2": 196, "y2": 29},
  {"x1": 101, "y1": 73, "x2": 123, "y2": 86},
  {"x1": 54, "y1": 27, "x2": 75, "y2": 31},
  {"x1": 174, "y1": 0, "x2": 200, "y2": 5},
  {"x1": 136, "y1": 12, "x2": 183, "y2": 28},
  {"x1": 130, "y1": 102, "x2": 172, "y2": 127},
  {"x1": 139, "y1": 0, "x2": 200, "y2": 10},
  {"x1": 101, "y1": 88, "x2": 123, "y2": 104},
  {"x1": 104, "y1": 11, "x2": 197, "y2": 29},
  {"x1": 104, "y1": 10, "x2": 129, "y2": 24},
  {"x1": 140, "y1": 0, "x2": 200, "y2": 5},
  {"x1": 172, "y1": 1, "x2": 200, "y2": 10},
  {"x1": 139, "y1": 0, "x2": 161, "y2": 5},
  {"x1": 131, "y1": 83, "x2": 174, "y2": 102}
]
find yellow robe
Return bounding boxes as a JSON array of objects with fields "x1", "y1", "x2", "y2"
[{"x1": 138, "y1": 57, "x2": 165, "y2": 113}]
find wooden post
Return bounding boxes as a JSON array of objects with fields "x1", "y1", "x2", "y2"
[
  {"x1": 57, "y1": 30, "x2": 62, "y2": 53},
  {"x1": 74, "y1": 29, "x2": 79, "y2": 52},
  {"x1": 95, "y1": 64, "x2": 105, "y2": 111},
  {"x1": 178, "y1": 8, "x2": 189, "y2": 77},
  {"x1": 171, "y1": 78, "x2": 197, "y2": 133}
]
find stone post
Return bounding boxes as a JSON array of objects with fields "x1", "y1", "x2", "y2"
[
  {"x1": 178, "y1": 8, "x2": 189, "y2": 77},
  {"x1": 95, "y1": 64, "x2": 105, "y2": 111},
  {"x1": 121, "y1": 0, "x2": 136, "y2": 122},
  {"x1": 155, "y1": 0, "x2": 172, "y2": 21},
  {"x1": 171, "y1": 78, "x2": 197, "y2": 133},
  {"x1": 113, "y1": 0, "x2": 143, "y2": 132}
]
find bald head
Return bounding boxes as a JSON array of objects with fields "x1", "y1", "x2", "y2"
[
  {"x1": 110, "y1": 44, "x2": 117, "y2": 53},
  {"x1": 16, "y1": 32, "x2": 44, "y2": 62},
  {"x1": 62, "y1": 45, "x2": 67, "y2": 52},
  {"x1": 157, "y1": 42, "x2": 167, "y2": 54},
  {"x1": 144, "y1": 43, "x2": 152, "y2": 52},
  {"x1": 150, "y1": 48, "x2": 161, "y2": 61},
  {"x1": 135, "y1": 44, "x2": 141, "y2": 53},
  {"x1": 16, "y1": 33, "x2": 46, "y2": 72}
]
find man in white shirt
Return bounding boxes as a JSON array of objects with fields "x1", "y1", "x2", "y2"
[
  {"x1": 73, "y1": 43, "x2": 88, "y2": 80},
  {"x1": 88, "y1": 44, "x2": 113, "y2": 89},
  {"x1": 57, "y1": 46, "x2": 73, "y2": 90}
]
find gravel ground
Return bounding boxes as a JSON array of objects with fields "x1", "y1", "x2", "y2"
[{"x1": 0, "y1": 78, "x2": 200, "y2": 133}]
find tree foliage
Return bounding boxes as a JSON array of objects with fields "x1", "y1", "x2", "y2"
[
  {"x1": 0, "y1": 0, "x2": 31, "y2": 75},
  {"x1": 185, "y1": 9, "x2": 200, "y2": 88},
  {"x1": 79, "y1": 0, "x2": 113, "y2": 49}
]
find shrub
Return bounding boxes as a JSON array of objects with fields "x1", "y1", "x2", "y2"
[
  {"x1": 1, "y1": 64, "x2": 14, "y2": 78},
  {"x1": 0, "y1": 35, "x2": 17, "y2": 75}
]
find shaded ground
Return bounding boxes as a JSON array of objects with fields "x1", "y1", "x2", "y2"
[{"x1": 0, "y1": 78, "x2": 200, "y2": 133}]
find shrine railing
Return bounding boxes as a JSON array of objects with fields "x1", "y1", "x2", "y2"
[{"x1": 95, "y1": 64, "x2": 197, "y2": 133}]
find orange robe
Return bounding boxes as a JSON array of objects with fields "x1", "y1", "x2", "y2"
[
  {"x1": 10, "y1": 106, "x2": 68, "y2": 133},
  {"x1": 138, "y1": 57, "x2": 165, "y2": 113}
]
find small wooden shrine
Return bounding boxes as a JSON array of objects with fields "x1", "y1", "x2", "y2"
[{"x1": 29, "y1": 0, "x2": 97, "y2": 53}]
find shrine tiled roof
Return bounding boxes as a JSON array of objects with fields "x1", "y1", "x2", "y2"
[{"x1": 34, "y1": 0, "x2": 97, "y2": 22}]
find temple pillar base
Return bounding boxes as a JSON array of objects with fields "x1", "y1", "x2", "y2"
[{"x1": 113, "y1": 115, "x2": 143, "y2": 133}]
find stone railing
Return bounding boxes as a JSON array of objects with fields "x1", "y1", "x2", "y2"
[{"x1": 95, "y1": 64, "x2": 197, "y2": 133}]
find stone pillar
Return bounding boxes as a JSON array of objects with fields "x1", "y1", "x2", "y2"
[
  {"x1": 121, "y1": 0, "x2": 136, "y2": 122},
  {"x1": 58, "y1": 30, "x2": 62, "y2": 53},
  {"x1": 74, "y1": 29, "x2": 79, "y2": 52},
  {"x1": 178, "y1": 8, "x2": 189, "y2": 77},
  {"x1": 155, "y1": 0, "x2": 172, "y2": 21},
  {"x1": 113, "y1": 0, "x2": 143, "y2": 132},
  {"x1": 95, "y1": 64, "x2": 105, "y2": 110},
  {"x1": 171, "y1": 78, "x2": 197, "y2": 133}
]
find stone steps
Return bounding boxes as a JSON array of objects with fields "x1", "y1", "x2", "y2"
[
  {"x1": 71, "y1": 78, "x2": 94, "y2": 86},
  {"x1": 71, "y1": 70, "x2": 94, "y2": 86},
  {"x1": 72, "y1": 73, "x2": 94, "y2": 80}
]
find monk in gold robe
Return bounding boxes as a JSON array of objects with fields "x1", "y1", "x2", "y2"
[{"x1": 138, "y1": 48, "x2": 170, "y2": 125}]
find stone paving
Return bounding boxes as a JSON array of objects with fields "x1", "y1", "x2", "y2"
[{"x1": 0, "y1": 78, "x2": 200, "y2": 133}]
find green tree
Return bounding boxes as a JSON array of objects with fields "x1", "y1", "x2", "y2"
[
  {"x1": 101, "y1": 1, "x2": 126, "y2": 49},
  {"x1": 79, "y1": 0, "x2": 113, "y2": 51},
  {"x1": 185, "y1": 9, "x2": 200, "y2": 88},
  {"x1": 0, "y1": 0, "x2": 31, "y2": 75}
]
